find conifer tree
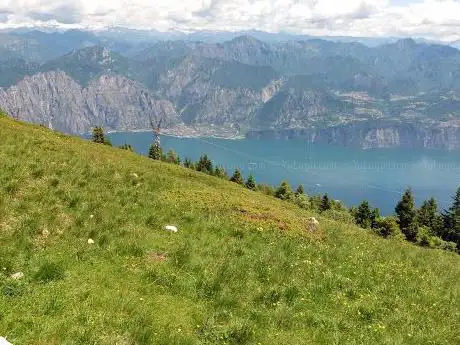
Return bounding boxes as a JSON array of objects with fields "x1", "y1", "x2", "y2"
[
  {"x1": 295, "y1": 184, "x2": 305, "y2": 196},
  {"x1": 92, "y1": 126, "x2": 105, "y2": 144},
  {"x1": 214, "y1": 166, "x2": 228, "y2": 179},
  {"x1": 320, "y1": 193, "x2": 332, "y2": 212},
  {"x1": 442, "y1": 187, "x2": 460, "y2": 246},
  {"x1": 395, "y1": 188, "x2": 418, "y2": 241},
  {"x1": 245, "y1": 173, "x2": 256, "y2": 190},
  {"x1": 196, "y1": 154, "x2": 213, "y2": 174},
  {"x1": 230, "y1": 169, "x2": 244, "y2": 185},
  {"x1": 275, "y1": 181, "x2": 293, "y2": 200},
  {"x1": 370, "y1": 208, "x2": 380, "y2": 229},
  {"x1": 418, "y1": 197, "x2": 442, "y2": 235},
  {"x1": 354, "y1": 200, "x2": 372, "y2": 228},
  {"x1": 166, "y1": 149, "x2": 180, "y2": 164},
  {"x1": 183, "y1": 157, "x2": 194, "y2": 169},
  {"x1": 148, "y1": 142, "x2": 162, "y2": 160},
  {"x1": 118, "y1": 143, "x2": 134, "y2": 151}
]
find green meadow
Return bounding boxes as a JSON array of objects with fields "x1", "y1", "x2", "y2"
[{"x1": 0, "y1": 116, "x2": 459, "y2": 344}]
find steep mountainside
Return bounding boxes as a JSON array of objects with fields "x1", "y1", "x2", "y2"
[
  {"x1": 0, "y1": 71, "x2": 178, "y2": 133},
  {"x1": 2, "y1": 34, "x2": 460, "y2": 148}
]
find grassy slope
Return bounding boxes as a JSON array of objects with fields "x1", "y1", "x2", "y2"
[{"x1": 0, "y1": 116, "x2": 459, "y2": 345}]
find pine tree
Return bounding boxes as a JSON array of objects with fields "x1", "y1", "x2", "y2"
[
  {"x1": 230, "y1": 169, "x2": 244, "y2": 185},
  {"x1": 275, "y1": 181, "x2": 293, "y2": 200},
  {"x1": 166, "y1": 149, "x2": 180, "y2": 164},
  {"x1": 196, "y1": 154, "x2": 213, "y2": 174},
  {"x1": 418, "y1": 197, "x2": 442, "y2": 235},
  {"x1": 183, "y1": 157, "x2": 194, "y2": 169},
  {"x1": 295, "y1": 184, "x2": 305, "y2": 196},
  {"x1": 395, "y1": 188, "x2": 418, "y2": 242},
  {"x1": 442, "y1": 187, "x2": 460, "y2": 246},
  {"x1": 214, "y1": 166, "x2": 228, "y2": 179},
  {"x1": 118, "y1": 143, "x2": 134, "y2": 151},
  {"x1": 320, "y1": 193, "x2": 332, "y2": 212},
  {"x1": 354, "y1": 200, "x2": 372, "y2": 228},
  {"x1": 245, "y1": 173, "x2": 256, "y2": 190},
  {"x1": 92, "y1": 126, "x2": 105, "y2": 144},
  {"x1": 148, "y1": 142, "x2": 162, "y2": 160},
  {"x1": 370, "y1": 208, "x2": 380, "y2": 229}
]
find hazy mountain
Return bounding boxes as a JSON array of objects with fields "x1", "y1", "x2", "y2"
[
  {"x1": 2, "y1": 32, "x2": 460, "y2": 148},
  {"x1": 40, "y1": 46, "x2": 134, "y2": 85},
  {"x1": 0, "y1": 71, "x2": 178, "y2": 134}
]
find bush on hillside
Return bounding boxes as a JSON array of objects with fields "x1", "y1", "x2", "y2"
[
  {"x1": 166, "y1": 149, "x2": 180, "y2": 165},
  {"x1": 214, "y1": 166, "x2": 228, "y2": 179},
  {"x1": 372, "y1": 217, "x2": 404, "y2": 239},
  {"x1": 295, "y1": 185, "x2": 305, "y2": 196},
  {"x1": 294, "y1": 194, "x2": 311, "y2": 209},
  {"x1": 196, "y1": 155, "x2": 213, "y2": 174},
  {"x1": 118, "y1": 143, "x2": 134, "y2": 152},
  {"x1": 275, "y1": 181, "x2": 293, "y2": 201},
  {"x1": 257, "y1": 184, "x2": 275, "y2": 196},
  {"x1": 319, "y1": 194, "x2": 332, "y2": 212},
  {"x1": 33, "y1": 262, "x2": 65, "y2": 283},
  {"x1": 230, "y1": 169, "x2": 244, "y2": 185},
  {"x1": 416, "y1": 226, "x2": 437, "y2": 247},
  {"x1": 183, "y1": 157, "x2": 194, "y2": 169},
  {"x1": 322, "y1": 209, "x2": 355, "y2": 224}
]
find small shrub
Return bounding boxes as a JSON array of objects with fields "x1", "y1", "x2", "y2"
[
  {"x1": 373, "y1": 217, "x2": 403, "y2": 239},
  {"x1": 294, "y1": 194, "x2": 311, "y2": 209},
  {"x1": 119, "y1": 143, "x2": 134, "y2": 152},
  {"x1": 230, "y1": 169, "x2": 244, "y2": 185},
  {"x1": 416, "y1": 226, "x2": 437, "y2": 248},
  {"x1": 319, "y1": 193, "x2": 332, "y2": 212},
  {"x1": 33, "y1": 262, "x2": 65, "y2": 283},
  {"x1": 257, "y1": 184, "x2": 275, "y2": 196},
  {"x1": 275, "y1": 181, "x2": 293, "y2": 201},
  {"x1": 322, "y1": 209, "x2": 355, "y2": 224},
  {"x1": 214, "y1": 166, "x2": 228, "y2": 179},
  {"x1": 227, "y1": 323, "x2": 254, "y2": 345},
  {"x1": 436, "y1": 240, "x2": 458, "y2": 252},
  {"x1": 196, "y1": 154, "x2": 213, "y2": 174}
]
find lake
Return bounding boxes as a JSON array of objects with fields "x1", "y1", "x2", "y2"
[{"x1": 107, "y1": 131, "x2": 460, "y2": 215}]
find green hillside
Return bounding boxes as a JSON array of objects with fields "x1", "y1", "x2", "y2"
[{"x1": 0, "y1": 116, "x2": 459, "y2": 345}]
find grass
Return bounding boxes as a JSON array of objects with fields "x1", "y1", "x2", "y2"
[{"x1": 0, "y1": 116, "x2": 459, "y2": 344}]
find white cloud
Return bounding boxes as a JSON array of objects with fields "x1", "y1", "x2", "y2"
[{"x1": 0, "y1": 0, "x2": 459, "y2": 41}]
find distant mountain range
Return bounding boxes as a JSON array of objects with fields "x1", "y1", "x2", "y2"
[{"x1": 1, "y1": 29, "x2": 460, "y2": 149}]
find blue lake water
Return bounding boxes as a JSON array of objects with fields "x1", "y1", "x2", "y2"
[{"x1": 107, "y1": 132, "x2": 460, "y2": 215}]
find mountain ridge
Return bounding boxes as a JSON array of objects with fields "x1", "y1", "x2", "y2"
[{"x1": 2, "y1": 35, "x2": 460, "y2": 148}]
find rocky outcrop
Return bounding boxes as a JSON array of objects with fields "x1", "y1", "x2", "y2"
[
  {"x1": 246, "y1": 121, "x2": 460, "y2": 150},
  {"x1": 0, "y1": 71, "x2": 179, "y2": 134}
]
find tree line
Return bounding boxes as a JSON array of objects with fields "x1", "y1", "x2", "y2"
[{"x1": 93, "y1": 127, "x2": 460, "y2": 254}]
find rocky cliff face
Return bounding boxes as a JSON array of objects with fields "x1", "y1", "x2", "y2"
[
  {"x1": 246, "y1": 121, "x2": 460, "y2": 150},
  {"x1": 0, "y1": 71, "x2": 178, "y2": 134}
]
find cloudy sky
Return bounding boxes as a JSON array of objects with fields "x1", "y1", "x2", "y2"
[{"x1": 1, "y1": 0, "x2": 460, "y2": 41}]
